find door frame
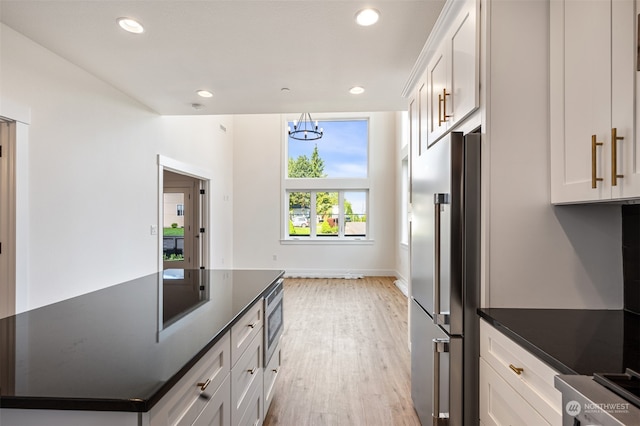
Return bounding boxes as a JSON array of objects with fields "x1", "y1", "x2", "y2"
[
  {"x1": 0, "y1": 98, "x2": 30, "y2": 316},
  {"x1": 157, "y1": 155, "x2": 212, "y2": 271}
]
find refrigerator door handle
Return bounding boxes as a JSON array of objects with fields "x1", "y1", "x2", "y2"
[
  {"x1": 433, "y1": 193, "x2": 450, "y2": 326},
  {"x1": 432, "y1": 337, "x2": 450, "y2": 425}
]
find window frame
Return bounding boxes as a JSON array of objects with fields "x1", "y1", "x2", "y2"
[{"x1": 282, "y1": 113, "x2": 372, "y2": 243}]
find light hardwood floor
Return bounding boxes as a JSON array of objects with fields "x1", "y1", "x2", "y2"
[{"x1": 263, "y1": 277, "x2": 421, "y2": 426}]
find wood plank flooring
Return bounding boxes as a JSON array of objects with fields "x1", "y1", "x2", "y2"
[{"x1": 263, "y1": 277, "x2": 420, "y2": 426}]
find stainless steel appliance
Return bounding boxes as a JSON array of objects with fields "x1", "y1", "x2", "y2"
[
  {"x1": 264, "y1": 278, "x2": 284, "y2": 365},
  {"x1": 410, "y1": 131, "x2": 481, "y2": 425},
  {"x1": 555, "y1": 369, "x2": 640, "y2": 425}
]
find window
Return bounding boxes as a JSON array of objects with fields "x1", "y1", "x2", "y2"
[
  {"x1": 284, "y1": 117, "x2": 370, "y2": 241},
  {"x1": 176, "y1": 203, "x2": 184, "y2": 216}
]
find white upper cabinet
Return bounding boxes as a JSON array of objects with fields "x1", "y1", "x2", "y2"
[
  {"x1": 550, "y1": 0, "x2": 640, "y2": 203},
  {"x1": 425, "y1": 0, "x2": 479, "y2": 147},
  {"x1": 404, "y1": 0, "x2": 479, "y2": 149}
]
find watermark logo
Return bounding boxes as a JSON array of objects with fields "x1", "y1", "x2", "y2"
[{"x1": 565, "y1": 400, "x2": 581, "y2": 416}]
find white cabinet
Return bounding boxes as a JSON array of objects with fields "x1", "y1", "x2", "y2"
[
  {"x1": 230, "y1": 303, "x2": 263, "y2": 426},
  {"x1": 424, "y1": 0, "x2": 479, "y2": 146},
  {"x1": 550, "y1": 0, "x2": 640, "y2": 203},
  {"x1": 263, "y1": 341, "x2": 281, "y2": 414},
  {"x1": 479, "y1": 320, "x2": 562, "y2": 426},
  {"x1": 149, "y1": 332, "x2": 231, "y2": 426},
  {"x1": 231, "y1": 302, "x2": 263, "y2": 367}
]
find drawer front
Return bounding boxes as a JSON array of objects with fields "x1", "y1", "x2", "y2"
[
  {"x1": 237, "y1": 373, "x2": 263, "y2": 426},
  {"x1": 231, "y1": 331, "x2": 263, "y2": 425},
  {"x1": 480, "y1": 320, "x2": 562, "y2": 424},
  {"x1": 150, "y1": 332, "x2": 231, "y2": 426},
  {"x1": 263, "y1": 341, "x2": 281, "y2": 414},
  {"x1": 192, "y1": 374, "x2": 231, "y2": 426},
  {"x1": 231, "y1": 302, "x2": 263, "y2": 367},
  {"x1": 480, "y1": 358, "x2": 551, "y2": 426}
]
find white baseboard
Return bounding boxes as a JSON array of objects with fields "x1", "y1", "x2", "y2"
[
  {"x1": 283, "y1": 269, "x2": 396, "y2": 280},
  {"x1": 393, "y1": 278, "x2": 409, "y2": 297}
]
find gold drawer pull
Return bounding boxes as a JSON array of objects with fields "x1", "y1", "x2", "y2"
[
  {"x1": 248, "y1": 367, "x2": 257, "y2": 375},
  {"x1": 611, "y1": 128, "x2": 624, "y2": 186},
  {"x1": 248, "y1": 321, "x2": 258, "y2": 329},
  {"x1": 509, "y1": 364, "x2": 524, "y2": 375},
  {"x1": 197, "y1": 378, "x2": 211, "y2": 391},
  {"x1": 591, "y1": 135, "x2": 604, "y2": 188},
  {"x1": 438, "y1": 88, "x2": 452, "y2": 126}
]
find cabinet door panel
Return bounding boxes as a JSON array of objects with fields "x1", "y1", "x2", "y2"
[
  {"x1": 193, "y1": 375, "x2": 231, "y2": 426},
  {"x1": 450, "y1": 0, "x2": 478, "y2": 126},
  {"x1": 480, "y1": 359, "x2": 550, "y2": 426},
  {"x1": 564, "y1": 0, "x2": 611, "y2": 190},
  {"x1": 550, "y1": 0, "x2": 612, "y2": 202},
  {"x1": 611, "y1": 0, "x2": 640, "y2": 199},
  {"x1": 427, "y1": 47, "x2": 449, "y2": 147}
]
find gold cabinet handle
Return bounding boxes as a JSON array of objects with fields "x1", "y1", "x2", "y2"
[
  {"x1": 591, "y1": 135, "x2": 604, "y2": 188},
  {"x1": 438, "y1": 88, "x2": 451, "y2": 127},
  {"x1": 196, "y1": 378, "x2": 211, "y2": 391},
  {"x1": 611, "y1": 128, "x2": 624, "y2": 186},
  {"x1": 247, "y1": 367, "x2": 257, "y2": 375},
  {"x1": 442, "y1": 88, "x2": 451, "y2": 122},
  {"x1": 509, "y1": 364, "x2": 524, "y2": 375}
]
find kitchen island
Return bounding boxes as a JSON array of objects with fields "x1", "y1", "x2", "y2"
[{"x1": 0, "y1": 269, "x2": 284, "y2": 425}]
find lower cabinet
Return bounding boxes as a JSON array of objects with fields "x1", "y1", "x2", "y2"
[
  {"x1": 263, "y1": 341, "x2": 281, "y2": 414},
  {"x1": 231, "y1": 329, "x2": 263, "y2": 426},
  {"x1": 479, "y1": 320, "x2": 562, "y2": 426}
]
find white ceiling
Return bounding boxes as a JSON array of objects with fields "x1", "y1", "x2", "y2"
[{"x1": 0, "y1": 1, "x2": 445, "y2": 115}]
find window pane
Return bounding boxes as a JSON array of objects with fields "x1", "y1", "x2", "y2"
[
  {"x1": 317, "y1": 191, "x2": 339, "y2": 236},
  {"x1": 289, "y1": 192, "x2": 310, "y2": 237},
  {"x1": 287, "y1": 120, "x2": 368, "y2": 178},
  {"x1": 344, "y1": 191, "x2": 367, "y2": 237}
]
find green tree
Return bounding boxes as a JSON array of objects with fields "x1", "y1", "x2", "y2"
[{"x1": 288, "y1": 144, "x2": 327, "y2": 213}]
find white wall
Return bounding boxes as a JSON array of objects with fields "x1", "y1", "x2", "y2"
[
  {"x1": 483, "y1": 0, "x2": 623, "y2": 309},
  {"x1": 395, "y1": 111, "x2": 410, "y2": 290},
  {"x1": 231, "y1": 112, "x2": 399, "y2": 276},
  {"x1": 0, "y1": 24, "x2": 234, "y2": 311}
]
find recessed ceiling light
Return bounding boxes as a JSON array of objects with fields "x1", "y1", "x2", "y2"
[
  {"x1": 196, "y1": 90, "x2": 213, "y2": 98},
  {"x1": 355, "y1": 9, "x2": 380, "y2": 26},
  {"x1": 117, "y1": 17, "x2": 144, "y2": 34},
  {"x1": 349, "y1": 86, "x2": 365, "y2": 95}
]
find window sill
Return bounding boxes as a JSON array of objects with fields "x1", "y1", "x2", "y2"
[{"x1": 281, "y1": 238, "x2": 374, "y2": 245}]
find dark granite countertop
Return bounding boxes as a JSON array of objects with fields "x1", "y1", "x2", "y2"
[
  {"x1": 0, "y1": 269, "x2": 284, "y2": 412},
  {"x1": 478, "y1": 308, "x2": 640, "y2": 376}
]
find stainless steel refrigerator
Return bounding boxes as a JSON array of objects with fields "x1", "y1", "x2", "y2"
[{"x1": 410, "y1": 130, "x2": 480, "y2": 425}]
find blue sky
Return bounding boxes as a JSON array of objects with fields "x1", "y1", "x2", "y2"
[
  {"x1": 288, "y1": 119, "x2": 368, "y2": 213},
  {"x1": 287, "y1": 119, "x2": 368, "y2": 178}
]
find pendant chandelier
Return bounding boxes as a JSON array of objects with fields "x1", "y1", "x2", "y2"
[{"x1": 288, "y1": 112, "x2": 323, "y2": 141}]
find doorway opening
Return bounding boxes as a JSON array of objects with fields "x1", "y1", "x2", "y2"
[
  {"x1": 163, "y1": 170, "x2": 206, "y2": 270},
  {"x1": 0, "y1": 119, "x2": 16, "y2": 319}
]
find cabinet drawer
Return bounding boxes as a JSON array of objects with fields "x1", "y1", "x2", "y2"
[
  {"x1": 480, "y1": 320, "x2": 562, "y2": 424},
  {"x1": 480, "y1": 358, "x2": 551, "y2": 425},
  {"x1": 192, "y1": 374, "x2": 231, "y2": 426},
  {"x1": 231, "y1": 302, "x2": 263, "y2": 367},
  {"x1": 150, "y1": 332, "x2": 231, "y2": 426},
  {"x1": 263, "y1": 341, "x2": 281, "y2": 415},
  {"x1": 236, "y1": 372, "x2": 263, "y2": 426},
  {"x1": 231, "y1": 331, "x2": 262, "y2": 425}
]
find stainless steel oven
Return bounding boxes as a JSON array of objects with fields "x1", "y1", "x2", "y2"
[{"x1": 264, "y1": 278, "x2": 283, "y2": 365}]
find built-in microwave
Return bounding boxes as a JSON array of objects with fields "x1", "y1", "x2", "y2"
[{"x1": 264, "y1": 279, "x2": 283, "y2": 365}]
